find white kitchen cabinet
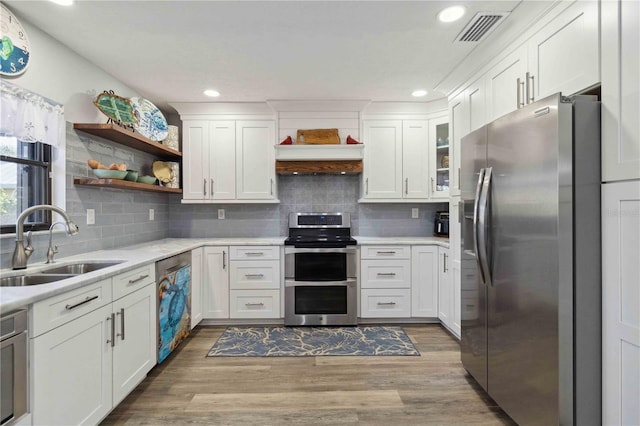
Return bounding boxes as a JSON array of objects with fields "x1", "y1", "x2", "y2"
[
  {"x1": 451, "y1": 260, "x2": 461, "y2": 337},
  {"x1": 31, "y1": 266, "x2": 157, "y2": 425},
  {"x1": 437, "y1": 247, "x2": 453, "y2": 332},
  {"x1": 361, "y1": 288, "x2": 411, "y2": 318},
  {"x1": 602, "y1": 0, "x2": 640, "y2": 182},
  {"x1": 32, "y1": 304, "x2": 113, "y2": 426},
  {"x1": 602, "y1": 180, "x2": 640, "y2": 426},
  {"x1": 236, "y1": 121, "x2": 277, "y2": 200},
  {"x1": 410, "y1": 246, "x2": 438, "y2": 318},
  {"x1": 182, "y1": 120, "x2": 277, "y2": 202},
  {"x1": 362, "y1": 120, "x2": 403, "y2": 199},
  {"x1": 428, "y1": 114, "x2": 450, "y2": 199},
  {"x1": 402, "y1": 120, "x2": 430, "y2": 199},
  {"x1": 191, "y1": 247, "x2": 203, "y2": 329},
  {"x1": 229, "y1": 246, "x2": 281, "y2": 319},
  {"x1": 448, "y1": 92, "x2": 467, "y2": 197},
  {"x1": 202, "y1": 246, "x2": 229, "y2": 319},
  {"x1": 360, "y1": 245, "x2": 411, "y2": 318},
  {"x1": 486, "y1": 46, "x2": 528, "y2": 122}
]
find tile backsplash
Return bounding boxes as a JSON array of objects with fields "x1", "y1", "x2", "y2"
[{"x1": 1, "y1": 125, "x2": 447, "y2": 269}]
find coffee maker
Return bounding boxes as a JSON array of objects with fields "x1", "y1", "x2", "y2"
[{"x1": 434, "y1": 211, "x2": 449, "y2": 237}]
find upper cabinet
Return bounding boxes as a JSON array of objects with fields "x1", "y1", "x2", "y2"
[
  {"x1": 182, "y1": 120, "x2": 277, "y2": 203},
  {"x1": 361, "y1": 113, "x2": 447, "y2": 202},
  {"x1": 602, "y1": 0, "x2": 640, "y2": 182}
]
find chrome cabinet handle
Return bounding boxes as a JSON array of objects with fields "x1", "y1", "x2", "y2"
[
  {"x1": 222, "y1": 250, "x2": 226, "y2": 269},
  {"x1": 431, "y1": 177, "x2": 435, "y2": 193},
  {"x1": 107, "y1": 313, "x2": 115, "y2": 347},
  {"x1": 116, "y1": 308, "x2": 125, "y2": 340},
  {"x1": 405, "y1": 178, "x2": 408, "y2": 195},
  {"x1": 245, "y1": 302, "x2": 264, "y2": 307},
  {"x1": 377, "y1": 272, "x2": 397, "y2": 276},
  {"x1": 128, "y1": 274, "x2": 150, "y2": 284},
  {"x1": 443, "y1": 253, "x2": 448, "y2": 273},
  {"x1": 457, "y1": 168, "x2": 461, "y2": 190},
  {"x1": 245, "y1": 252, "x2": 264, "y2": 256},
  {"x1": 517, "y1": 77, "x2": 522, "y2": 108},
  {"x1": 517, "y1": 78, "x2": 526, "y2": 108},
  {"x1": 211, "y1": 179, "x2": 214, "y2": 195},
  {"x1": 366, "y1": 178, "x2": 369, "y2": 195},
  {"x1": 270, "y1": 178, "x2": 274, "y2": 195},
  {"x1": 376, "y1": 251, "x2": 396, "y2": 255},
  {"x1": 377, "y1": 302, "x2": 396, "y2": 306},
  {"x1": 245, "y1": 273, "x2": 264, "y2": 278},
  {"x1": 527, "y1": 72, "x2": 535, "y2": 103},
  {"x1": 65, "y1": 295, "x2": 99, "y2": 310},
  {"x1": 203, "y1": 179, "x2": 207, "y2": 196}
]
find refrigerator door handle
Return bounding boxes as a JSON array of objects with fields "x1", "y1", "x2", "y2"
[
  {"x1": 473, "y1": 168, "x2": 486, "y2": 285},
  {"x1": 478, "y1": 167, "x2": 493, "y2": 287}
]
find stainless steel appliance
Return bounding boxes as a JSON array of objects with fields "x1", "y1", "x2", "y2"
[
  {"x1": 284, "y1": 212, "x2": 357, "y2": 326},
  {"x1": 460, "y1": 93, "x2": 601, "y2": 425},
  {"x1": 1, "y1": 310, "x2": 27, "y2": 425},
  {"x1": 156, "y1": 252, "x2": 191, "y2": 363}
]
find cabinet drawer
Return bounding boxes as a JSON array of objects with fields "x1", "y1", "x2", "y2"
[
  {"x1": 230, "y1": 246, "x2": 279, "y2": 260},
  {"x1": 229, "y1": 290, "x2": 280, "y2": 319},
  {"x1": 360, "y1": 289, "x2": 411, "y2": 318},
  {"x1": 361, "y1": 260, "x2": 411, "y2": 288},
  {"x1": 31, "y1": 279, "x2": 112, "y2": 337},
  {"x1": 361, "y1": 246, "x2": 411, "y2": 260},
  {"x1": 230, "y1": 260, "x2": 280, "y2": 290},
  {"x1": 112, "y1": 264, "x2": 156, "y2": 300}
]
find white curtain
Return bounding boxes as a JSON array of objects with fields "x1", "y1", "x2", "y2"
[{"x1": 0, "y1": 80, "x2": 64, "y2": 147}]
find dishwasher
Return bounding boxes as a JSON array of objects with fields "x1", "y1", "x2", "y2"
[
  {"x1": 156, "y1": 252, "x2": 191, "y2": 363},
  {"x1": 1, "y1": 310, "x2": 27, "y2": 425}
]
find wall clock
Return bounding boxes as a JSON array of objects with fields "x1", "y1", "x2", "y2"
[{"x1": 0, "y1": 3, "x2": 31, "y2": 76}]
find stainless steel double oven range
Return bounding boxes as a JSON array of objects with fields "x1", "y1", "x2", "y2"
[{"x1": 284, "y1": 213, "x2": 357, "y2": 326}]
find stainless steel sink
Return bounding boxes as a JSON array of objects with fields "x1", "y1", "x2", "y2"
[
  {"x1": 0, "y1": 274, "x2": 76, "y2": 287},
  {"x1": 39, "y1": 261, "x2": 124, "y2": 275}
]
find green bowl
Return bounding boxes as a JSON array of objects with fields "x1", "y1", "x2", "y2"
[
  {"x1": 125, "y1": 170, "x2": 139, "y2": 181},
  {"x1": 93, "y1": 169, "x2": 127, "y2": 179},
  {"x1": 137, "y1": 175, "x2": 157, "y2": 185}
]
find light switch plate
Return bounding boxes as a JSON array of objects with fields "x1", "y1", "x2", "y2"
[
  {"x1": 149, "y1": 209, "x2": 154, "y2": 221},
  {"x1": 86, "y1": 209, "x2": 95, "y2": 225},
  {"x1": 218, "y1": 209, "x2": 225, "y2": 220},
  {"x1": 411, "y1": 208, "x2": 419, "y2": 219}
]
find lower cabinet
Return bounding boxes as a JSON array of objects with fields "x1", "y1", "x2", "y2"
[
  {"x1": 31, "y1": 265, "x2": 157, "y2": 425},
  {"x1": 410, "y1": 246, "x2": 438, "y2": 318},
  {"x1": 437, "y1": 247, "x2": 460, "y2": 337},
  {"x1": 360, "y1": 246, "x2": 411, "y2": 318},
  {"x1": 202, "y1": 246, "x2": 229, "y2": 319}
]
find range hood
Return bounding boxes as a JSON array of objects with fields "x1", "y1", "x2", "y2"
[{"x1": 275, "y1": 144, "x2": 364, "y2": 174}]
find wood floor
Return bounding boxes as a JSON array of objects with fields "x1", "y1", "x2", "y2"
[{"x1": 101, "y1": 324, "x2": 515, "y2": 425}]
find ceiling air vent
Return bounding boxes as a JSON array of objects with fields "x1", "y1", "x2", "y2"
[{"x1": 455, "y1": 12, "x2": 510, "y2": 43}]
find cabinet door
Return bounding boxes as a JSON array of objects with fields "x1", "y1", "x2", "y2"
[
  {"x1": 486, "y1": 46, "x2": 527, "y2": 122},
  {"x1": 528, "y1": 0, "x2": 599, "y2": 102},
  {"x1": 182, "y1": 120, "x2": 209, "y2": 200},
  {"x1": 449, "y1": 91, "x2": 468, "y2": 197},
  {"x1": 437, "y1": 247, "x2": 452, "y2": 327},
  {"x1": 236, "y1": 120, "x2": 276, "y2": 199},
  {"x1": 451, "y1": 260, "x2": 461, "y2": 338},
  {"x1": 112, "y1": 284, "x2": 157, "y2": 406},
  {"x1": 362, "y1": 120, "x2": 403, "y2": 199},
  {"x1": 428, "y1": 115, "x2": 450, "y2": 199},
  {"x1": 32, "y1": 304, "x2": 113, "y2": 426},
  {"x1": 402, "y1": 120, "x2": 430, "y2": 199},
  {"x1": 602, "y1": 181, "x2": 640, "y2": 426},
  {"x1": 602, "y1": 0, "x2": 640, "y2": 182},
  {"x1": 210, "y1": 121, "x2": 237, "y2": 200},
  {"x1": 203, "y1": 246, "x2": 229, "y2": 319},
  {"x1": 191, "y1": 247, "x2": 203, "y2": 329},
  {"x1": 411, "y1": 246, "x2": 438, "y2": 317}
]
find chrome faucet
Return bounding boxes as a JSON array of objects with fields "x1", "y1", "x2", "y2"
[
  {"x1": 46, "y1": 222, "x2": 68, "y2": 264},
  {"x1": 12, "y1": 205, "x2": 79, "y2": 270}
]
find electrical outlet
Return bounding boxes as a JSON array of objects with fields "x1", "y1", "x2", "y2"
[
  {"x1": 218, "y1": 209, "x2": 225, "y2": 220},
  {"x1": 149, "y1": 209, "x2": 154, "y2": 221},
  {"x1": 411, "y1": 207, "x2": 419, "y2": 219},
  {"x1": 86, "y1": 209, "x2": 95, "y2": 225}
]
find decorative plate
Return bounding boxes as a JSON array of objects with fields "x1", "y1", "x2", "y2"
[
  {"x1": 93, "y1": 91, "x2": 138, "y2": 125},
  {"x1": 152, "y1": 161, "x2": 173, "y2": 183},
  {"x1": 130, "y1": 97, "x2": 168, "y2": 141},
  {"x1": 0, "y1": 4, "x2": 31, "y2": 76}
]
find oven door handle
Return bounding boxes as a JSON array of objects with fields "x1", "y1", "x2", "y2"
[
  {"x1": 285, "y1": 278, "x2": 357, "y2": 288},
  {"x1": 284, "y1": 247, "x2": 357, "y2": 254}
]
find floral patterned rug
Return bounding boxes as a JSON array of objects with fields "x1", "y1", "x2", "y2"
[{"x1": 207, "y1": 326, "x2": 420, "y2": 357}]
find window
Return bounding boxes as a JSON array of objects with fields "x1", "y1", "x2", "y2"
[{"x1": 0, "y1": 137, "x2": 52, "y2": 233}]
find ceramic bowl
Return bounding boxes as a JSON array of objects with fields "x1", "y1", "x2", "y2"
[
  {"x1": 137, "y1": 175, "x2": 157, "y2": 185},
  {"x1": 93, "y1": 169, "x2": 127, "y2": 179},
  {"x1": 124, "y1": 170, "x2": 139, "y2": 181}
]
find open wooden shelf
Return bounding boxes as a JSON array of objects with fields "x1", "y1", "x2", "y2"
[
  {"x1": 73, "y1": 123, "x2": 181, "y2": 159},
  {"x1": 74, "y1": 178, "x2": 182, "y2": 194}
]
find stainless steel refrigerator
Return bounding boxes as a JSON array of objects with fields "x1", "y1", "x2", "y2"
[{"x1": 460, "y1": 93, "x2": 601, "y2": 425}]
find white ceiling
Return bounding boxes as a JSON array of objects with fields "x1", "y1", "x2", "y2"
[{"x1": 5, "y1": 1, "x2": 556, "y2": 113}]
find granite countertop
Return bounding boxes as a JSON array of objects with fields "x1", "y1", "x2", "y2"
[{"x1": 0, "y1": 236, "x2": 449, "y2": 313}]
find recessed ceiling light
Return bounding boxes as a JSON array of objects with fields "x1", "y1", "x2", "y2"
[
  {"x1": 438, "y1": 5, "x2": 466, "y2": 23},
  {"x1": 49, "y1": 0, "x2": 74, "y2": 5},
  {"x1": 412, "y1": 90, "x2": 428, "y2": 97},
  {"x1": 203, "y1": 89, "x2": 220, "y2": 97}
]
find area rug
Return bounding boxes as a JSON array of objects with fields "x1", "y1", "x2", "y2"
[{"x1": 207, "y1": 326, "x2": 420, "y2": 357}]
